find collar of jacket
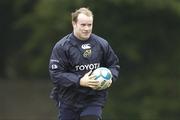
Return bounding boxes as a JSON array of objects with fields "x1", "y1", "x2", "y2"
[{"x1": 69, "y1": 33, "x2": 96, "y2": 48}]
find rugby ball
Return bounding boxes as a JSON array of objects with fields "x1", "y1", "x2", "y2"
[{"x1": 92, "y1": 67, "x2": 112, "y2": 90}]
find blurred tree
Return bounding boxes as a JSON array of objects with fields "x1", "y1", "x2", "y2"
[{"x1": 0, "y1": 0, "x2": 15, "y2": 78}]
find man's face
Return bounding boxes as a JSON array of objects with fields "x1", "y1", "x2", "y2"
[{"x1": 72, "y1": 13, "x2": 93, "y2": 40}]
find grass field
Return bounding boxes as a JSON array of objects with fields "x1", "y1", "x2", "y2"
[{"x1": 0, "y1": 79, "x2": 57, "y2": 120}]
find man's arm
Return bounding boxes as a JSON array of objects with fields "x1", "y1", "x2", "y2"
[
  {"x1": 104, "y1": 44, "x2": 120, "y2": 82},
  {"x1": 49, "y1": 45, "x2": 81, "y2": 87}
]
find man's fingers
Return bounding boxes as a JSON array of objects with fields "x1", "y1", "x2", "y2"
[
  {"x1": 80, "y1": 70, "x2": 99, "y2": 88},
  {"x1": 88, "y1": 80, "x2": 99, "y2": 86},
  {"x1": 89, "y1": 75, "x2": 96, "y2": 80},
  {"x1": 88, "y1": 80, "x2": 99, "y2": 84},
  {"x1": 108, "y1": 79, "x2": 112, "y2": 87}
]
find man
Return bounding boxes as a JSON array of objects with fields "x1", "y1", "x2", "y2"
[{"x1": 49, "y1": 7, "x2": 120, "y2": 120}]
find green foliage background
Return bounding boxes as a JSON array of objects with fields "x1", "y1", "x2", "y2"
[{"x1": 1, "y1": 0, "x2": 180, "y2": 119}]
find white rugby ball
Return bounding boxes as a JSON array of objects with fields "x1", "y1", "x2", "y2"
[{"x1": 92, "y1": 67, "x2": 112, "y2": 90}]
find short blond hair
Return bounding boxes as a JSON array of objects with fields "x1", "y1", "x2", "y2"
[{"x1": 71, "y1": 7, "x2": 93, "y2": 22}]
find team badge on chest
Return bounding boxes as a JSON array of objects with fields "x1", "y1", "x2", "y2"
[
  {"x1": 81, "y1": 43, "x2": 92, "y2": 58},
  {"x1": 83, "y1": 49, "x2": 92, "y2": 58}
]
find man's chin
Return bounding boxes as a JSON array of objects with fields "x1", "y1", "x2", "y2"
[{"x1": 81, "y1": 35, "x2": 90, "y2": 40}]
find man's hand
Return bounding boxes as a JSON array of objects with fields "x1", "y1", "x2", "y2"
[
  {"x1": 97, "y1": 79, "x2": 112, "y2": 90},
  {"x1": 80, "y1": 71, "x2": 99, "y2": 89}
]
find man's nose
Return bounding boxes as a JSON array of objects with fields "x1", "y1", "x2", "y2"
[{"x1": 84, "y1": 25, "x2": 90, "y2": 30}]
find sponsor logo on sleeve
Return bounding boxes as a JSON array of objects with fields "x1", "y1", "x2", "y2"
[{"x1": 51, "y1": 64, "x2": 58, "y2": 69}]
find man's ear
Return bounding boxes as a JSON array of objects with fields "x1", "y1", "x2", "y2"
[{"x1": 72, "y1": 21, "x2": 76, "y2": 27}]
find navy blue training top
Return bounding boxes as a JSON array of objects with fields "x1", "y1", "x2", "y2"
[{"x1": 49, "y1": 33, "x2": 120, "y2": 107}]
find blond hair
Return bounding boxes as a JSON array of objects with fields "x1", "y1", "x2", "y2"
[{"x1": 71, "y1": 7, "x2": 93, "y2": 22}]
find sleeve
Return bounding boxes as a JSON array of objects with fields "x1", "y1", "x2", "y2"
[
  {"x1": 49, "y1": 44, "x2": 81, "y2": 87},
  {"x1": 104, "y1": 43, "x2": 120, "y2": 82}
]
